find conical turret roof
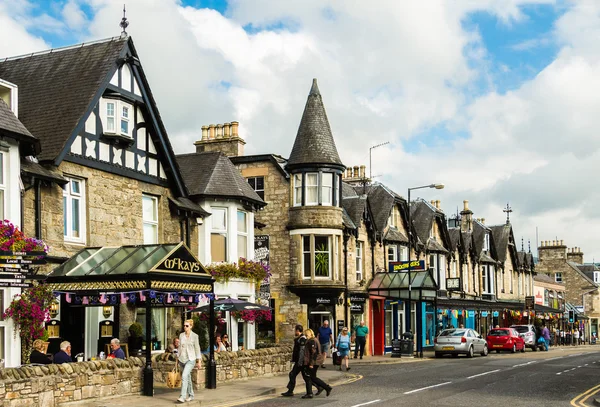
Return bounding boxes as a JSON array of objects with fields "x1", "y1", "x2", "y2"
[{"x1": 286, "y1": 79, "x2": 344, "y2": 170}]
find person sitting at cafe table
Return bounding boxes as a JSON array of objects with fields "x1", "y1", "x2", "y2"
[
  {"x1": 110, "y1": 338, "x2": 126, "y2": 359},
  {"x1": 30, "y1": 339, "x2": 52, "y2": 365},
  {"x1": 54, "y1": 341, "x2": 72, "y2": 364},
  {"x1": 214, "y1": 335, "x2": 227, "y2": 352}
]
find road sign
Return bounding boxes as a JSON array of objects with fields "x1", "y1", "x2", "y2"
[
  {"x1": 0, "y1": 266, "x2": 29, "y2": 273},
  {"x1": 0, "y1": 282, "x2": 33, "y2": 288},
  {"x1": 525, "y1": 296, "x2": 535, "y2": 310},
  {"x1": 0, "y1": 258, "x2": 46, "y2": 265},
  {"x1": 0, "y1": 273, "x2": 27, "y2": 280},
  {"x1": 0, "y1": 251, "x2": 46, "y2": 256}
]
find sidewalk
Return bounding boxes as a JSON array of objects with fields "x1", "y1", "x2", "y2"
[{"x1": 62, "y1": 369, "x2": 356, "y2": 407}]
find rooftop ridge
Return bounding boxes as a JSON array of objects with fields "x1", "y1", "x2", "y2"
[{"x1": 1, "y1": 36, "x2": 124, "y2": 62}]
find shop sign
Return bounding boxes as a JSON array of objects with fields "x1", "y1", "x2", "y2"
[
  {"x1": 468, "y1": 310, "x2": 475, "y2": 318},
  {"x1": 525, "y1": 296, "x2": 535, "y2": 310},
  {"x1": 255, "y1": 235, "x2": 270, "y2": 301},
  {"x1": 350, "y1": 303, "x2": 364, "y2": 313},
  {"x1": 493, "y1": 311, "x2": 499, "y2": 317},
  {"x1": 389, "y1": 260, "x2": 426, "y2": 272},
  {"x1": 349, "y1": 294, "x2": 367, "y2": 303},
  {"x1": 337, "y1": 320, "x2": 345, "y2": 335},
  {"x1": 0, "y1": 251, "x2": 46, "y2": 256},
  {"x1": 446, "y1": 278, "x2": 461, "y2": 291},
  {"x1": 152, "y1": 244, "x2": 207, "y2": 274},
  {"x1": 481, "y1": 311, "x2": 488, "y2": 317},
  {"x1": 0, "y1": 282, "x2": 33, "y2": 288}
]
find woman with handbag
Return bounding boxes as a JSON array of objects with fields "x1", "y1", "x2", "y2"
[
  {"x1": 301, "y1": 329, "x2": 332, "y2": 399},
  {"x1": 177, "y1": 319, "x2": 202, "y2": 403},
  {"x1": 335, "y1": 327, "x2": 352, "y2": 371}
]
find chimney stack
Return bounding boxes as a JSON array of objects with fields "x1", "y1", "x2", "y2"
[
  {"x1": 435, "y1": 200, "x2": 441, "y2": 210},
  {"x1": 567, "y1": 245, "x2": 584, "y2": 264},
  {"x1": 360, "y1": 165, "x2": 366, "y2": 178},
  {"x1": 460, "y1": 199, "x2": 474, "y2": 233},
  {"x1": 194, "y1": 120, "x2": 246, "y2": 156}
]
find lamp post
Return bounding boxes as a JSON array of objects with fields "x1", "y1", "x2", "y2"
[{"x1": 406, "y1": 183, "x2": 444, "y2": 357}]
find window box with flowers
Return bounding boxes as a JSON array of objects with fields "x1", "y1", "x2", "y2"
[{"x1": 206, "y1": 258, "x2": 271, "y2": 284}]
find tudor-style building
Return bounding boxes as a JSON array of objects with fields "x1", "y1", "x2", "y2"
[
  {"x1": 176, "y1": 150, "x2": 266, "y2": 350},
  {"x1": 0, "y1": 78, "x2": 41, "y2": 367},
  {"x1": 0, "y1": 35, "x2": 209, "y2": 360}
]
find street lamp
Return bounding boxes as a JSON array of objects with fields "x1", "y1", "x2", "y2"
[{"x1": 406, "y1": 183, "x2": 444, "y2": 358}]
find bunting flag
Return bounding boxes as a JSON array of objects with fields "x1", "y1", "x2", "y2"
[
  {"x1": 139, "y1": 291, "x2": 146, "y2": 301},
  {"x1": 167, "y1": 293, "x2": 173, "y2": 304},
  {"x1": 65, "y1": 293, "x2": 72, "y2": 303},
  {"x1": 82, "y1": 296, "x2": 89, "y2": 305},
  {"x1": 120, "y1": 293, "x2": 127, "y2": 304}
]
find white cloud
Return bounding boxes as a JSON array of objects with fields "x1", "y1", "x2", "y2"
[{"x1": 62, "y1": 1, "x2": 88, "y2": 30}]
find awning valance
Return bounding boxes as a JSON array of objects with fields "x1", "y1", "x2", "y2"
[
  {"x1": 368, "y1": 271, "x2": 438, "y2": 301},
  {"x1": 45, "y1": 242, "x2": 213, "y2": 293}
]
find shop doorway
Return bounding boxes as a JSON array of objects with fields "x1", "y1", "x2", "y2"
[
  {"x1": 308, "y1": 304, "x2": 334, "y2": 335},
  {"x1": 60, "y1": 298, "x2": 85, "y2": 359}
]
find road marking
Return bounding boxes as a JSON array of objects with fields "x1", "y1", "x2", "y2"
[
  {"x1": 512, "y1": 361, "x2": 537, "y2": 368},
  {"x1": 350, "y1": 400, "x2": 381, "y2": 407},
  {"x1": 570, "y1": 382, "x2": 600, "y2": 407},
  {"x1": 467, "y1": 369, "x2": 501, "y2": 379},
  {"x1": 547, "y1": 356, "x2": 564, "y2": 361},
  {"x1": 404, "y1": 382, "x2": 452, "y2": 395}
]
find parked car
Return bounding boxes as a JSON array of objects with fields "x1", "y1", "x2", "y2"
[
  {"x1": 510, "y1": 324, "x2": 544, "y2": 351},
  {"x1": 434, "y1": 328, "x2": 488, "y2": 358},
  {"x1": 487, "y1": 328, "x2": 526, "y2": 353}
]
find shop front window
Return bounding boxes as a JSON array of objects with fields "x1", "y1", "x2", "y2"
[
  {"x1": 302, "y1": 235, "x2": 332, "y2": 279},
  {"x1": 385, "y1": 307, "x2": 393, "y2": 347},
  {"x1": 136, "y1": 308, "x2": 165, "y2": 350}
]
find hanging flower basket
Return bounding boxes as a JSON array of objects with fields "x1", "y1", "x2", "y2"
[{"x1": 206, "y1": 258, "x2": 271, "y2": 284}]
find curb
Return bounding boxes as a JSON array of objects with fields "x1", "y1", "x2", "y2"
[{"x1": 594, "y1": 398, "x2": 600, "y2": 406}]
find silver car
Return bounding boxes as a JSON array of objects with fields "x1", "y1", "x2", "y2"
[{"x1": 434, "y1": 328, "x2": 489, "y2": 358}]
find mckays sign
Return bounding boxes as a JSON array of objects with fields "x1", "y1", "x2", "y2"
[{"x1": 389, "y1": 260, "x2": 426, "y2": 272}]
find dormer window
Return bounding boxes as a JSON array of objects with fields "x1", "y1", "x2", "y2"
[
  {"x1": 483, "y1": 233, "x2": 490, "y2": 251},
  {"x1": 388, "y1": 207, "x2": 396, "y2": 227},
  {"x1": 594, "y1": 271, "x2": 600, "y2": 284},
  {"x1": 101, "y1": 97, "x2": 132, "y2": 138},
  {"x1": 293, "y1": 171, "x2": 337, "y2": 207}
]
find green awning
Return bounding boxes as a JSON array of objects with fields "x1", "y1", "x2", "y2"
[
  {"x1": 368, "y1": 270, "x2": 438, "y2": 301},
  {"x1": 46, "y1": 242, "x2": 213, "y2": 293}
]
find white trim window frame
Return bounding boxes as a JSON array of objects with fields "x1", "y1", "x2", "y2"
[
  {"x1": 247, "y1": 176, "x2": 265, "y2": 200},
  {"x1": 399, "y1": 246, "x2": 409, "y2": 261},
  {"x1": 101, "y1": 98, "x2": 133, "y2": 138},
  {"x1": 388, "y1": 207, "x2": 396, "y2": 228},
  {"x1": 388, "y1": 245, "x2": 398, "y2": 263},
  {"x1": 211, "y1": 207, "x2": 228, "y2": 263},
  {"x1": 484, "y1": 233, "x2": 490, "y2": 251},
  {"x1": 142, "y1": 194, "x2": 159, "y2": 244},
  {"x1": 302, "y1": 235, "x2": 332, "y2": 280},
  {"x1": 356, "y1": 241, "x2": 364, "y2": 281},
  {"x1": 555, "y1": 272, "x2": 563, "y2": 283},
  {"x1": 482, "y1": 265, "x2": 488, "y2": 294},
  {"x1": 237, "y1": 210, "x2": 248, "y2": 259},
  {"x1": 293, "y1": 174, "x2": 302, "y2": 207},
  {"x1": 594, "y1": 272, "x2": 600, "y2": 284},
  {"x1": 305, "y1": 173, "x2": 319, "y2": 206},
  {"x1": 439, "y1": 255, "x2": 447, "y2": 291},
  {"x1": 321, "y1": 173, "x2": 333, "y2": 206},
  {"x1": 0, "y1": 151, "x2": 5, "y2": 221},
  {"x1": 463, "y1": 263, "x2": 469, "y2": 293},
  {"x1": 63, "y1": 177, "x2": 86, "y2": 244}
]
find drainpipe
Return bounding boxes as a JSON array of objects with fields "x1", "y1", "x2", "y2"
[
  {"x1": 343, "y1": 233, "x2": 349, "y2": 328},
  {"x1": 179, "y1": 219, "x2": 185, "y2": 243},
  {"x1": 34, "y1": 179, "x2": 42, "y2": 239},
  {"x1": 185, "y1": 216, "x2": 191, "y2": 247}
]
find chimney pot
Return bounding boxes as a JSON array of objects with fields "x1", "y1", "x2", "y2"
[
  {"x1": 435, "y1": 200, "x2": 441, "y2": 209},
  {"x1": 201, "y1": 125, "x2": 209, "y2": 141},
  {"x1": 223, "y1": 122, "x2": 231, "y2": 138},
  {"x1": 346, "y1": 168, "x2": 352, "y2": 178},
  {"x1": 481, "y1": 218, "x2": 485, "y2": 225},
  {"x1": 560, "y1": 240, "x2": 563, "y2": 246},
  {"x1": 209, "y1": 124, "x2": 216, "y2": 139},
  {"x1": 360, "y1": 165, "x2": 366, "y2": 178},
  {"x1": 353, "y1": 166, "x2": 359, "y2": 178},
  {"x1": 463, "y1": 200, "x2": 469, "y2": 211},
  {"x1": 231, "y1": 121, "x2": 239, "y2": 137},
  {"x1": 216, "y1": 124, "x2": 224, "y2": 139}
]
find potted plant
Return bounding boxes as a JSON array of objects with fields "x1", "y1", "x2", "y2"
[{"x1": 128, "y1": 322, "x2": 143, "y2": 353}]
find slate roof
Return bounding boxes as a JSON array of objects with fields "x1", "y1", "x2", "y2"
[
  {"x1": 341, "y1": 181, "x2": 358, "y2": 198},
  {"x1": 534, "y1": 273, "x2": 564, "y2": 285},
  {"x1": 342, "y1": 208, "x2": 356, "y2": 229},
  {"x1": 341, "y1": 195, "x2": 367, "y2": 229},
  {"x1": 0, "y1": 98, "x2": 39, "y2": 154},
  {"x1": 20, "y1": 157, "x2": 67, "y2": 185},
  {"x1": 0, "y1": 37, "x2": 127, "y2": 162},
  {"x1": 410, "y1": 200, "x2": 451, "y2": 253},
  {"x1": 176, "y1": 152, "x2": 265, "y2": 207},
  {"x1": 427, "y1": 239, "x2": 448, "y2": 253},
  {"x1": 461, "y1": 231, "x2": 473, "y2": 253},
  {"x1": 384, "y1": 227, "x2": 408, "y2": 243},
  {"x1": 471, "y1": 221, "x2": 489, "y2": 259},
  {"x1": 168, "y1": 196, "x2": 211, "y2": 217},
  {"x1": 575, "y1": 264, "x2": 599, "y2": 282},
  {"x1": 286, "y1": 79, "x2": 344, "y2": 170},
  {"x1": 366, "y1": 184, "x2": 397, "y2": 234},
  {"x1": 489, "y1": 224, "x2": 511, "y2": 264},
  {"x1": 448, "y1": 227, "x2": 461, "y2": 251},
  {"x1": 567, "y1": 261, "x2": 598, "y2": 287}
]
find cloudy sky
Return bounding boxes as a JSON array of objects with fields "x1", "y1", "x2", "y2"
[{"x1": 1, "y1": 0, "x2": 598, "y2": 260}]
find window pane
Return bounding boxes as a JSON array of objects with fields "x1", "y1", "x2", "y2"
[
  {"x1": 143, "y1": 196, "x2": 157, "y2": 221},
  {"x1": 121, "y1": 120, "x2": 129, "y2": 135},
  {"x1": 0, "y1": 152, "x2": 4, "y2": 184},
  {"x1": 212, "y1": 208, "x2": 226, "y2": 231},
  {"x1": 122, "y1": 106, "x2": 129, "y2": 118},
  {"x1": 307, "y1": 173, "x2": 318, "y2": 185},
  {"x1": 107, "y1": 103, "x2": 115, "y2": 116},
  {"x1": 237, "y1": 235, "x2": 247, "y2": 259},
  {"x1": 237, "y1": 211, "x2": 247, "y2": 233},
  {"x1": 143, "y1": 224, "x2": 158, "y2": 244},
  {"x1": 314, "y1": 236, "x2": 330, "y2": 277},
  {"x1": 294, "y1": 174, "x2": 302, "y2": 205},
  {"x1": 211, "y1": 234, "x2": 227, "y2": 262},
  {"x1": 0, "y1": 190, "x2": 4, "y2": 221},
  {"x1": 71, "y1": 198, "x2": 80, "y2": 238},
  {"x1": 303, "y1": 236, "x2": 311, "y2": 278},
  {"x1": 306, "y1": 186, "x2": 318, "y2": 204},
  {"x1": 247, "y1": 178, "x2": 256, "y2": 189},
  {"x1": 107, "y1": 117, "x2": 115, "y2": 132},
  {"x1": 71, "y1": 180, "x2": 80, "y2": 194},
  {"x1": 256, "y1": 177, "x2": 264, "y2": 190}
]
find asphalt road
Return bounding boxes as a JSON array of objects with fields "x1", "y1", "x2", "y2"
[{"x1": 240, "y1": 347, "x2": 600, "y2": 407}]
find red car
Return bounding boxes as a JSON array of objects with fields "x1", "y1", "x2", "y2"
[{"x1": 486, "y1": 328, "x2": 526, "y2": 353}]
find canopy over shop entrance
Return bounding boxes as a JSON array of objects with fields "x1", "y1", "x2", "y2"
[
  {"x1": 45, "y1": 242, "x2": 216, "y2": 395},
  {"x1": 368, "y1": 270, "x2": 438, "y2": 301}
]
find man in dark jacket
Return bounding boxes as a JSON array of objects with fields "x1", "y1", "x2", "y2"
[
  {"x1": 54, "y1": 341, "x2": 72, "y2": 364},
  {"x1": 281, "y1": 324, "x2": 306, "y2": 397}
]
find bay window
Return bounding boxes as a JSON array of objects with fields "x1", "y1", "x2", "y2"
[
  {"x1": 142, "y1": 194, "x2": 158, "y2": 244},
  {"x1": 237, "y1": 210, "x2": 248, "y2": 259},
  {"x1": 306, "y1": 173, "x2": 318, "y2": 205},
  {"x1": 294, "y1": 174, "x2": 302, "y2": 206},
  {"x1": 321, "y1": 173, "x2": 333, "y2": 205},
  {"x1": 63, "y1": 177, "x2": 86, "y2": 243},
  {"x1": 102, "y1": 98, "x2": 133, "y2": 138},
  {"x1": 302, "y1": 235, "x2": 332, "y2": 279},
  {"x1": 292, "y1": 171, "x2": 337, "y2": 207},
  {"x1": 211, "y1": 208, "x2": 227, "y2": 262}
]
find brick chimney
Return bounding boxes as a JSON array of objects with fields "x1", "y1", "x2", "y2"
[
  {"x1": 194, "y1": 121, "x2": 245, "y2": 157},
  {"x1": 460, "y1": 200, "x2": 473, "y2": 232},
  {"x1": 567, "y1": 247, "x2": 584, "y2": 264}
]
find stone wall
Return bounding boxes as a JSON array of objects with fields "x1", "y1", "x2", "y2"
[
  {"x1": 288, "y1": 207, "x2": 343, "y2": 230},
  {"x1": 154, "y1": 346, "x2": 293, "y2": 389},
  {"x1": 0, "y1": 357, "x2": 144, "y2": 407}
]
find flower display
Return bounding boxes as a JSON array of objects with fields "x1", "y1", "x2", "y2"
[
  {"x1": 0, "y1": 219, "x2": 48, "y2": 253},
  {"x1": 206, "y1": 258, "x2": 271, "y2": 284},
  {"x1": 231, "y1": 309, "x2": 272, "y2": 324}
]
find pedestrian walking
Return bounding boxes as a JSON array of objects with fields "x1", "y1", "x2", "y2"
[
  {"x1": 353, "y1": 320, "x2": 369, "y2": 359},
  {"x1": 574, "y1": 329, "x2": 580, "y2": 345},
  {"x1": 177, "y1": 319, "x2": 202, "y2": 403},
  {"x1": 316, "y1": 320, "x2": 333, "y2": 368},
  {"x1": 336, "y1": 327, "x2": 352, "y2": 371},
  {"x1": 301, "y1": 329, "x2": 332, "y2": 399},
  {"x1": 541, "y1": 324, "x2": 551, "y2": 352},
  {"x1": 281, "y1": 324, "x2": 307, "y2": 397},
  {"x1": 560, "y1": 329, "x2": 565, "y2": 345}
]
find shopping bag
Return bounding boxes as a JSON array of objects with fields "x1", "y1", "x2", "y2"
[
  {"x1": 332, "y1": 350, "x2": 342, "y2": 366},
  {"x1": 167, "y1": 361, "x2": 182, "y2": 388}
]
